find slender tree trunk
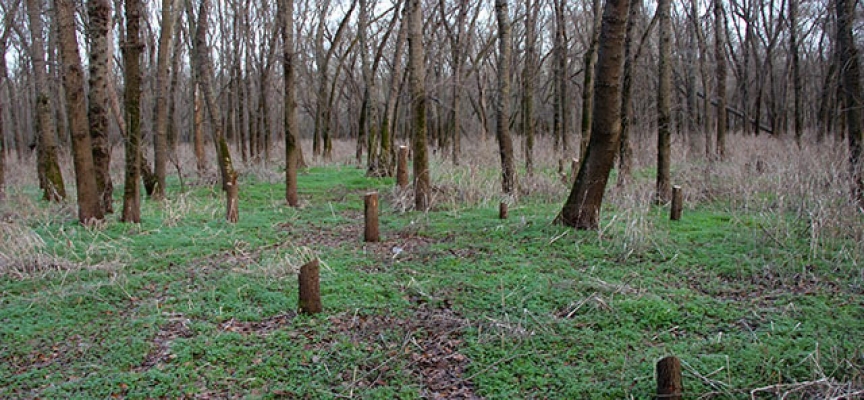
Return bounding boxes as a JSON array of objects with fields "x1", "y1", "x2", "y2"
[
  {"x1": 408, "y1": 0, "x2": 430, "y2": 211},
  {"x1": 280, "y1": 0, "x2": 299, "y2": 207},
  {"x1": 192, "y1": 0, "x2": 239, "y2": 222},
  {"x1": 558, "y1": 0, "x2": 630, "y2": 229},
  {"x1": 580, "y1": 0, "x2": 603, "y2": 162},
  {"x1": 495, "y1": 0, "x2": 516, "y2": 195},
  {"x1": 553, "y1": 0, "x2": 569, "y2": 155},
  {"x1": 121, "y1": 0, "x2": 143, "y2": 223},
  {"x1": 379, "y1": 3, "x2": 407, "y2": 176},
  {"x1": 193, "y1": 83, "x2": 207, "y2": 175},
  {"x1": 617, "y1": 0, "x2": 641, "y2": 187},
  {"x1": 56, "y1": 0, "x2": 104, "y2": 224},
  {"x1": 87, "y1": 0, "x2": 114, "y2": 213},
  {"x1": 27, "y1": 0, "x2": 66, "y2": 202},
  {"x1": 656, "y1": 0, "x2": 672, "y2": 204},
  {"x1": 836, "y1": 0, "x2": 864, "y2": 207},
  {"x1": 153, "y1": 0, "x2": 179, "y2": 200},
  {"x1": 0, "y1": 42, "x2": 6, "y2": 200},
  {"x1": 714, "y1": 0, "x2": 727, "y2": 159},
  {"x1": 522, "y1": 0, "x2": 537, "y2": 177},
  {"x1": 167, "y1": 23, "x2": 182, "y2": 160},
  {"x1": 790, "y1": 0, "x2": 803, "y2": 145}
]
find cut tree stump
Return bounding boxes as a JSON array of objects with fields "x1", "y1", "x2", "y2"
[
  {"x1": 396, "y1": 146, "x2": 409, "y2": 189},
  {"x1": 499, "y1": 202, "x2": 508, "y2": 219},
  {"x1": 364, "y1": 192, "x2": 379, "y2": 242},
  {"x1": 670, "y1": 185, "x2": 683, "y2": 221},
  {"x1": 656, "y1": 356, "x2": 682, "y2": 399},
  {"x1": 298, "y1": 259, "x2": 322, "y2": 314}
]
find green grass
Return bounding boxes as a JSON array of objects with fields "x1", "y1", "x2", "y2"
[{"x1": 1, "y1": 166, "x2": 862, "y2": 398}]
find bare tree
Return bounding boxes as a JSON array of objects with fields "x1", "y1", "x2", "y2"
[
  {"x1": 579, "y1": 0, "x2": 603, "y2": 162},
  {"x1": 408, "y1": 0, "x2": 429, "y2": 210},
  {"x1": 656, "y1": 0, "x2": 672, "y2": 204},
  {"x1": 280, "y1": 0, "x2": 300, "y2": 207},
  {"x1": 378, "y1": 1, "x2": 407, "y2": 176},
  {"x1": 558, "y1": 0, "x2": 630, "y2": 229},
  {"x1": 836, "y1": 0, "x2": 864, "y2": 207},
  {"x1": 87, "y1": 0, "x2": 113, "y2": 213},
  {"x1": 521, "y1": 0, "x2": 538, "y2": 176},
  {"x1": 55, "y1": 0, "x2": 104, "y2": 224},
  {"x1": 121, "y1": 0, "x2": 143, "y2": 223},
  {"x1": 191, "y1": 0, "x2": 240, "y2": 222},
  {"x1": 153, "y1": 0, "x2": 181, "y2": 200},
  {"x1": 26, "y1": 0, "x2": 65, "y2": 202},
  {"x1": 552, "y1": 0, "x2": 570, "y2": 154},
  {"x1": 715, "y1": 0, "x2": 727, "y2": 158},
  {"x1": 494, "y1": 0, "x2": 516, "y2": 195}
]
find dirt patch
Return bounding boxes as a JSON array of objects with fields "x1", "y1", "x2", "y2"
[
  {"x1": 329, "y1": 304, "x2": 479, "y2": 399},
  {"x1": 136, "y1": 313, "x2": 195, "y2": 371},
  {"x1": 217, "y1": 312, "x2": 297, "y2": 335}
]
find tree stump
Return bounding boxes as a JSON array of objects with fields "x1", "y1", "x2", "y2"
[
  {"x1": 656, "y1": 356, "x2": 682, "y2": 400},
  {"x1": 364, "y1": 192, "x2": 379, "y2": 242},
  {"x1": 396, "y1": 146, "x2": 409, "y2": 189},
  {"x1": 298, "y1": 259, "x2": 322, "y2": 314},
  {"x1": 670, "y1": 185, "x2": 682, "y2": 221},
  {"x1": 499, "y1": 202, "x2": 508, "y2": 219}
]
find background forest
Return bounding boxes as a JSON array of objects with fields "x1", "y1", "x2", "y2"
[{"x1": 0, "y1": 0, "x2": 863, "y2": 398}]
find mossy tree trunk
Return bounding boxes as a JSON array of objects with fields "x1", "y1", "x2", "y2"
[
  {"x1": 408, "y1": 0, "x2": 430, "y2": 211},
  {"x1": 87, "y1": 0, "x2": 114, "y2": 214},
  {"x1": 192, "y1": 0, "x2": 239, "y2": 223},
  {"x1": 494, "y1": 0, "x2": 516, "y2": 195},
  {"x1": 558, "y1": 0, "x2": 630, "y2": 229},
  {"x1": 26, "y1": 0, "x2": 66, "y2": 203},
  {"x1": 55, "y1": 0, "x2": 104, "y2": 224},
  {"x1": 121, "y1": 0, "x2": 143, "y2": 223},
  {"x1": 656, "y1": 0, "x2": 673, "y2": 204},
  {"x1": 280, "y1": 0, "x2": 300, "y2": 207}
]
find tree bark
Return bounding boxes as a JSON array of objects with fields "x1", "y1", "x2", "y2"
[
  {"x1": 836, "y1": 0, "x2": 864, "y2": 207},
  {"x1": 55, "y1": 0, "x2": 104, "y2": 224},
  {"x1": 656, "y1": 0, "x2": 673, "y2": 204},
  {"x1": 364, "y1": 192, "x2": 379, "y2": 242},
  {"x1": 87, "y1": 0, "x2": 114, "y2": 213},
  {"x1": 408, "y1": 0, "x2": 430, "y2": 211},
  {"x1": 789, "y1": 0, "x2": 803, "y2": 145},
  {"x1": 522, "y1": 0, "x2": 538, "y2": 177},
  {"x1": 617, "y1": 0, "x2": 641, "y2": 187},
  {"x1": 579, "y1": 0, "x2": 603, "y2": 163},
  {"x1": 193, "y1": 83, "x2": 207, "y2": 175},
  {"x1": 558, "y1": 0, "x2": 630, "y2": 229},
  {"x1": 153, "y1": 0, "x2": 180, "y2": 201},
  {"x1": 298, "y1": 258, "x2": 322, "y2": 314},
  {"x1": 379, "y1": 4, "x2": 408, "y2": 176},
  {"x1": 714, "y1": 0, "x2": 727, "y2": 159},
  {"x1": 280, "y1": 0, "x2": 300, "y2": 207},
  {"x1": 121, "y1": 0, "x2": 143, "y2": 223},
  {"x1": 192, "y1": 0, "x2": 240, "y2": 222},
  {"x1": 27, "y1": 0, "x2": 66, "y2": 202},
  {"x1": 494, "y1": 0, "x2": 516, "y2": 195},
  {"x1": 656, "y1": 356, "x2": 683, "y2": 399},
  {"x1": 552, "y1": 0, "x2": 570, "y2": 155}
]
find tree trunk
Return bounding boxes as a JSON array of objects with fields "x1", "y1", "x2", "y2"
[
  {"x1": 836, "y1": 0, "x2": 864, "y2": 207},
  {"x1": 616, "y1": 0, "x2": 641, "y2": 187},
  {"x1": 494, "y1": 0, "x2": 516, "y2": 195},
  {"x1": 558, "y1": 0, "x2": 630, "y2": 229},
  {"x1": 408, "y1": 0, "x2": 430, "y2": 211},
  {"x1": 656, "y1": 0, "x2": 673, "y2": 204},
  {"x1": 579, "y1": 0, "x2": 603, "y2": 162},
  {"x1": 379, "y1": 3, "x2": 407, "y2": 176},
  {"x1": 552, "y1": 0, "x2": 570, "y2": 155},
  {"x1": 280, "y1": 0, "x2": 299, "y2": 207},
  {"x1": 714, "y1": 0, "x2": 727, "y2": 159},
  {"x1": 522, "y1": 0, "x2": 538, "y2": 177},
  {"x1": 121, "y1": 0, "x2": 143, "y2": 223},
  {"x1": 192, "y1": 0, "x2": 239, "y2": 222},
  {"x1": 789, "y1": 0, "x2": 803, "y2": 145},
  {"x1": 0, "y1": 41, "x2": 5, "y2": 201},
  {"x1": 27, "y1": 0, "x2": 66, "y2": 202},
  {"x1": 193, "y1": 83, "x2": 207, "y2": 175},
  {"x1": 153, "y1": 0, "x2": 179, "y2": 201},
  {"x1": 55, "y1": 0, "x2": 104, "y2": 224},
  {"x1": 87, "y1": 0, "x2": 114, "y2": 213}
]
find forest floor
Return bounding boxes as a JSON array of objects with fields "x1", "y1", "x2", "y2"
[{"x1": 1, "y1": 139, "x2": 863, "y2": 398}]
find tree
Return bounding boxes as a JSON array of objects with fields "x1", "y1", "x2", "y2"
[
  {"x1": 0, "y1": 0, "x2": 16, "y2": 201},
  {"x1": 494, "y1": 0, "x2": 516, "y2": 195},
  {"x1": 55, "y1": 0, "x2": 104, "y2": 224},
  {"x1": 407, "y1": 0, "x2": 429, "y2": 211},
  {"x1": 121, "y1": 0, "x2": 142, "y2": 223},
  {"x1": 552, "y1": 0, "x2": 570, "y2": 154},
  {"x1": 280, "y1": 0, "x2": 299, "y2": 207},
  {"x1": 521, "y1": 0, "x2": 538, "y2": 176},
  {"x1": 789, "y1": 0, "x2": 803, "y2": 145},
  {"x1": 557, "y1": 0, "x2": 630, "y2": 229},
  {"x1": 836, "y1": 0, "x2": 864, "y2": 207},
  {"x1": 87, "y1": 0, "x2": 113, "y2": 213},
  {"x1": 656, "y1": 0, "x2": 672, "y2": 204},
  {"x1": 579, "y1": 0, "x2": 603, "y2": 163},
  {"x1": 26, "y1": 0, "x2": 66, "y2": 202},
  {"x1": 191, "y1": 0, "x2": 240, "y2": 222},
  {"x1": 714, "y1": 0, "x2": 727, "y2": 158},
  {"x1": 378, "y1": 1, "x2": 408, "y2": 176},
  {"x1": 153, "y1": 0, "x2": 180, "y2": 200}
]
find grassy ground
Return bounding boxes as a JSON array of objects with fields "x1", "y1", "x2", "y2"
[{"x1": 1, "y1": 137, "x2": 863, "y2": 399}]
